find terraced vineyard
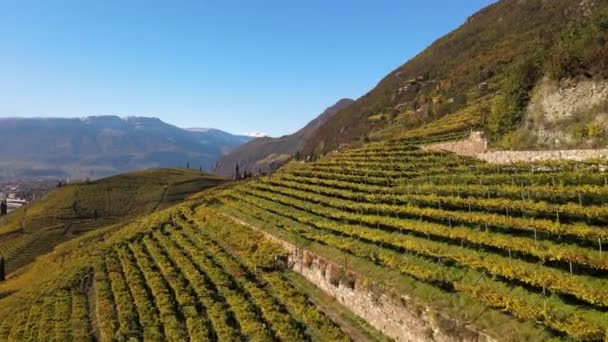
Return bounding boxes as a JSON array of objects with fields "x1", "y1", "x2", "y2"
[
  {"x1": 0, "y1": 203, "x2": 386, "y2": 341},
  {"x1": 214, "y1": 136, "x2": 608, "y2": 341},
  {"x1": 0, "y1": 169, "x2": 226, "y2": 274},
  {"x1": 1, "y1": 134, "x2": 607, "y2": 341}
]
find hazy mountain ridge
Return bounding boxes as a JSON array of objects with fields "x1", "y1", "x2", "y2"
[
  {"x1": 0, "y1": 116, "x2": 252, "y2": 179},
  {"x1": 212, "y1": 98, "x2": 354, "y2": 177}
]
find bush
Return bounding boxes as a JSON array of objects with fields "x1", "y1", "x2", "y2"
[
  {"x1": 548, "y1": 10, "x2": 608, "y2": 80},
  {"x1": 572, "y1": 122, "x2": 605, "y2": 144},
  {"x1": 488, "y1": 61, "x2": 541, "y2": 139}
]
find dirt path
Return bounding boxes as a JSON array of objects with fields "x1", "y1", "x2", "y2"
[
  {"x1": 86, "y1": 269, "x2": 101, "y2": 342},
  {"x1": 150, "y1": 185, "x2": 169, "y2": 213}
]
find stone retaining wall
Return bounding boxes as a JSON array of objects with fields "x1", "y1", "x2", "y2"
[
  {"x1": 478, "y1": 149, "x2": 608, "y2": 164},
  {"x1": 422, "y1": 131, "x2": 487, "y2": 157},
  {"x1": 424, "y1": 131, "x2": 608, "y2": 164},
  {"x1": 223, "y1": 214, "x2": 494, "y2": 342}
]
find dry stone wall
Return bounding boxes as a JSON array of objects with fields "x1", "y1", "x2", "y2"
[
  {"x1": 478, "y1": 149, "x2": 608, "y2": 164},
  {"x1": 290, "y1": 251, "x2": 493, "y2": 342},
  {"x1": 424, "y1": 131, "x2": 608, "y2": 164},
  {"x1": 223, "y1": 214, "x2": 494, "y2": 342},
  {"x1": 422, "y1": 132, "x2": 487, "y2": 157}
]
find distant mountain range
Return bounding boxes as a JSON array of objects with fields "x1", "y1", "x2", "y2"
[
  {"x1": 212, "y1": 99, "x2": 354, "y2": 177},
  {"x1": 0, "y1": 116, "x2": 252, "y2": 179}
]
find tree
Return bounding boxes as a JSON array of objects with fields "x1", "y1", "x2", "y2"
[
  {"x1": 235, "y1": 164, "x2": 240, "y2": 180},
  {"x1": 488, "y1": 60, "x2": 540, "y2": 140},
  {"x1": 0, "y1": 257, "x2": 5, "y2": 281},
  {"x1": 0, "y1": 200, "x2": 7, "y2": 216}
]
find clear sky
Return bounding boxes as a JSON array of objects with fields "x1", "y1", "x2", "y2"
[{"x1": 0, "y1": 0, "x2": 496, "y2": 137}]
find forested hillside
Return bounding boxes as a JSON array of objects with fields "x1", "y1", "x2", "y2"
[{"x1": 303, "y1": 0, "x2": 608, "y2": 156}]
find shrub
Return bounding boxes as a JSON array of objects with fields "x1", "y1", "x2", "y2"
[{"x1": 488, "y1": 61, "x2": 541, "y2": 139}]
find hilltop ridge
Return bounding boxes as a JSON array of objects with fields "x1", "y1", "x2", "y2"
[
  {"x1": 0, "y1": 168, "x2": 225, "y2": 275},
  {"x1": 212, "y1": 99, "x2": 354, "y2": 177}
]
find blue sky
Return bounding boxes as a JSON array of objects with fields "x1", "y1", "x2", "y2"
[{"x1": 0, "y1": 0, "x2": 496, "y2": 137}]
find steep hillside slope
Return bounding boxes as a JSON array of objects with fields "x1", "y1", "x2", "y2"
[
  {"x1": 3, "y1": 2, "x2": 608, "y2": 340},
  {"x1": 216, "y1": 133, "x2": 608, "y2": 341},
  {"x1": 213, "y1": 99, "x2": 353, "y2": 177},
  {"x1": 0, "y1": 168, "x2": 226, "y2": 274},
  {"x1": 2, "y1": 134, "x2": 606, "y2": 341},
  {"x1": 303, "y1": 0, "x2": 608, "y2": 156},
  {"x1": 0, "y1": 199, "x2": 385, "y2": 342},
  {"x1": 0, "y1": 116, "x2": 252, "y2": 179}
]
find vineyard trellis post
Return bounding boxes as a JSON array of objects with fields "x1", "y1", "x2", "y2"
[
  {"x1": 542, "y1": 286, "x2": 547, "y2": 313},
  {"x1": 0, "y1": 256, "x2": 5, "y2": 281},
  {"x1": 299, "y1": 244, "x2": 303, "y2": 274},
  {"x1": 344, "y1": 254, "x2": 347, "y2": 272}
]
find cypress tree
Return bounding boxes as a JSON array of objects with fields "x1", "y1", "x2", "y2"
[{"x1": 0, "y1": 256, "x2": 5, "y2": 281}]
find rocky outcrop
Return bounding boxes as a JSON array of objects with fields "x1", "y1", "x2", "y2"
[{"x1": 515, "y1": 78, "x2": 608, "y2": 148}]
